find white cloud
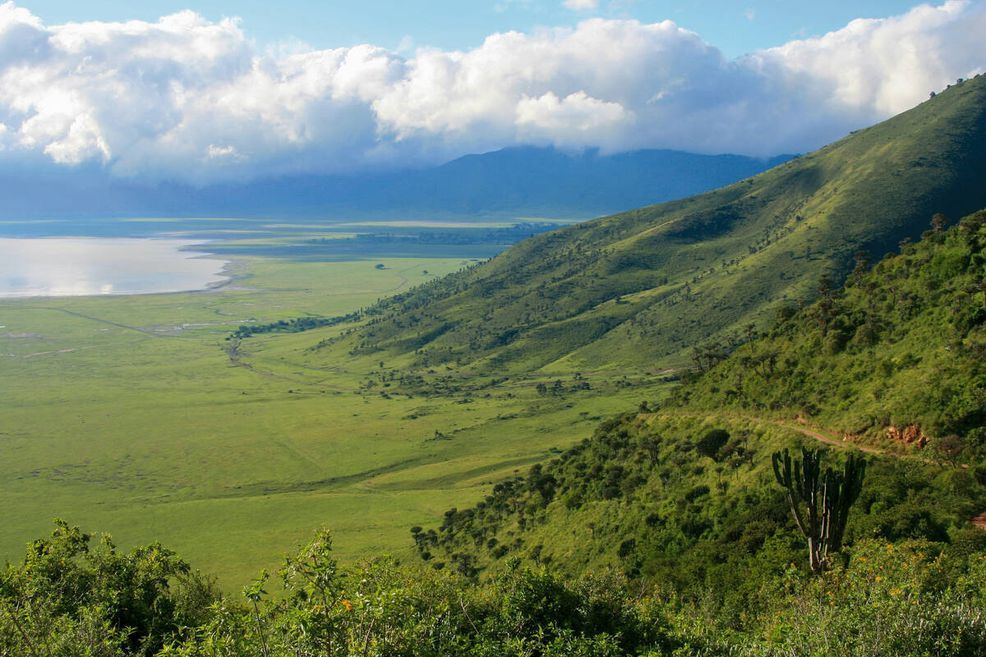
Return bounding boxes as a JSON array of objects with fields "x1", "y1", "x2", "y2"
[
  {"x1": 564, "y1": 0, "x2": 600, "y2": 10},
  {"x1": 0, "y1": 0, "x2": 982, "y2": 183},
  {"x1": 206, "y1": 144, "x2": 241, "y2": 160},
  {"x1": 517, "y1": 91, "x2": 631, "y2": 147},
  {"x1": 752, "y1": 0, "x2": 982, "y2": 118}
]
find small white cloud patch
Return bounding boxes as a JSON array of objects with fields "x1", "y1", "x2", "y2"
[
  {"x1": 516, "y1": 92, "x2": 630, "y2": 148},
  {"x1": 206, "y1": 144, "x2": 242, "y2": 160},
  {"x1": 564, "y1": 0, "x2": 600, "y2": 11}
]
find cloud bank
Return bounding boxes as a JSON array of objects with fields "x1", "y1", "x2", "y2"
[{"x1": 0, "y1": 1, "x2": 983, "y2": 183}]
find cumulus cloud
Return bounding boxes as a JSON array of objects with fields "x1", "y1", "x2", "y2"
[
  {"x1": 0, "y1": 0, "x2": 983, "y2": 183},
  {"x1": 516, "y1": 91, "x2": 631, "y2": 147}
]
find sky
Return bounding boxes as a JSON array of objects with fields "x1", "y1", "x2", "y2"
[
  {"x1": 0, "y1": 0, "x2": 983, "y2": 184},
  {"x1": 15, "y1": 1, "x2": 930, "y2": 57}
]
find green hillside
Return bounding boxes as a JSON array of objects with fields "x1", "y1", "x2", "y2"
[
  {"x1": 416, "y1": 213, "x2": 986, "y2": 616},
  {"x1": 314, "y1": 74, "x2": 986, "y2": 374},
  {"x1": 677, "y1": 209, "x2": 986, "y2": 455}
]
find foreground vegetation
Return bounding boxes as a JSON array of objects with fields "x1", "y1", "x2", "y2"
[{"x1": 1, "y1": 520, "x2": 982, "y2": 656}]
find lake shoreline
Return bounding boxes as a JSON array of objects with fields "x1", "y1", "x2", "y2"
[{"x1": 0, "y1": 237, "x2": 231, "y2": 299}]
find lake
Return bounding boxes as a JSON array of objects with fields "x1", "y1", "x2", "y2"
[{"x1": 0, "y1": 238, "x2": 229, "y2": 298}]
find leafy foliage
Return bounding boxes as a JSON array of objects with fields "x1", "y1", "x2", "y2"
[
  {"x1": 0, "y1": 520, "x2": 217, "y2": 656},
  {"x1": 2, "y1": 524, "x2": 677, "y2": 657},
  {"x1": 3, "y1": 524, "x2": 983, "y2": 656}
]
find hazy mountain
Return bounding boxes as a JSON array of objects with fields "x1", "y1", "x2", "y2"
[{"x1": 0, "y1": 148, "x2": 790, "y2": 221}]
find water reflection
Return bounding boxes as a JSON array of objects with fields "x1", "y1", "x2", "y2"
[{"x1": 0, "y1": 238, "x2": 229, "y2": 298}]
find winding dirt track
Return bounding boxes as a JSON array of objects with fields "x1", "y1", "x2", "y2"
[
  {"x1": 767, "y1": 420, "x2": 888, "y2": 457},
  {"x1": 650, "y1": 411, "x2": 985, "y2": 530},
  {"x1": 650, "y1": 411, "x2": 894, "y2": 458}
]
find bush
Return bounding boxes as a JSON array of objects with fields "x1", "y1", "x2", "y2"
[
  {"x1": 696, "y1": 429, "x2": 730, "y2": 460},
  {"x1": 3, "y1": 525, "x2": 983, "y2": 657},
  {"x1": 749, "y1": 540, "x2": 986, "y2": 657}
]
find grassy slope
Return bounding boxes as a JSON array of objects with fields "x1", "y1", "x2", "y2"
[
  {"x1": 420, "y1": 411, "x2": 984, "y2": 611},
  {"x1": 676, "y1": 210, "x2": 986, "y2": 450},
  {"x1": 319, "y1": 75, "x2": 986, "y2": 375},
  {"x1": 418, "y1": 217, "x2": 986, "y2": 610},
  {"x1": 0, "y1": 255, "x2": 671, "y2": 588}
]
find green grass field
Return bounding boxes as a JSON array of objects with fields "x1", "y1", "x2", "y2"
[{"x1": 0, "y1": 253, "x2": 670, "y2": 588}]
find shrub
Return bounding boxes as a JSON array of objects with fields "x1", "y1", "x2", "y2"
[{"x1": 696, "y1": 429, "x2": 730, "y2": 460}]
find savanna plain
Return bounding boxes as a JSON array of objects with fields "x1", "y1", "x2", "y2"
[{"x1": 0, "y1": 223, "x2": 668, "y2": 587}]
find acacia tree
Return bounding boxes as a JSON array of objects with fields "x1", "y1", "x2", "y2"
[{"x1": 771, "y1": 448, "x2": 866, "y2": 573}]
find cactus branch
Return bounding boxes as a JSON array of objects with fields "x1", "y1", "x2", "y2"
[{"x1": 771, "y1": 447, "x2": 866, "y2": 573}]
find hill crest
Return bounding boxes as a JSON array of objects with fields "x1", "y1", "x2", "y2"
[{"x1": 321, "y1": 74, "x2": 986, "y2": 374}]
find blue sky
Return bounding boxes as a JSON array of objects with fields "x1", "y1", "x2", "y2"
[{"x1": 20, "y1": 1, "x2": 930, "y2": 57}]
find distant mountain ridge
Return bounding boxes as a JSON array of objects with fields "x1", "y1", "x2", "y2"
[
  {"x1": 318, "y1": 73, "x2": 986, "y2": 373},
  {"x1": 0, "y1": 147, "x2": 790, "y2": 221}
]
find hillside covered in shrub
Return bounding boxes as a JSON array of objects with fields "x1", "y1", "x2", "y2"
[
  {"x1": 677, "y1": 209, "x2": 986, "y2": 460},
  {"x1": 405, "y1": 214, "x2": 986, "y2": 649}
]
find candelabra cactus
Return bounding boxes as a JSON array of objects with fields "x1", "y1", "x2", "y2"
[{"x1": 771, "y1": 447, "x2": 866, "y2": 573}]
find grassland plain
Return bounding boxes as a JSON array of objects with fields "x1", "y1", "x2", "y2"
[{"x1": 0, "y1": 253, "x2": 671, "y2": 588}]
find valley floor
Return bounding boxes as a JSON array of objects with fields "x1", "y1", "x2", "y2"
[{"x1": 0, "y1": 253, "x2": 670, "y2": 587}]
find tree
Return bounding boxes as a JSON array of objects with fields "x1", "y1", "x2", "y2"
[
  {"x1": 851, "y1": 250, "x2": 870, "y2": 287},
  {"x1": 0, "y1": 521, "x2": 217, "y2": 656},
  {"x1": 812, "y1": 274, "x2": 838, "y2": 333},
  {"x1": 771, "y1": 448, "x2": 866, "y2": 573}
]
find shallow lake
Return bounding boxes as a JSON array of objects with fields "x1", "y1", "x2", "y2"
[{"x1": 0, "y1": 238, "x2": 229, "y2": 298}]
